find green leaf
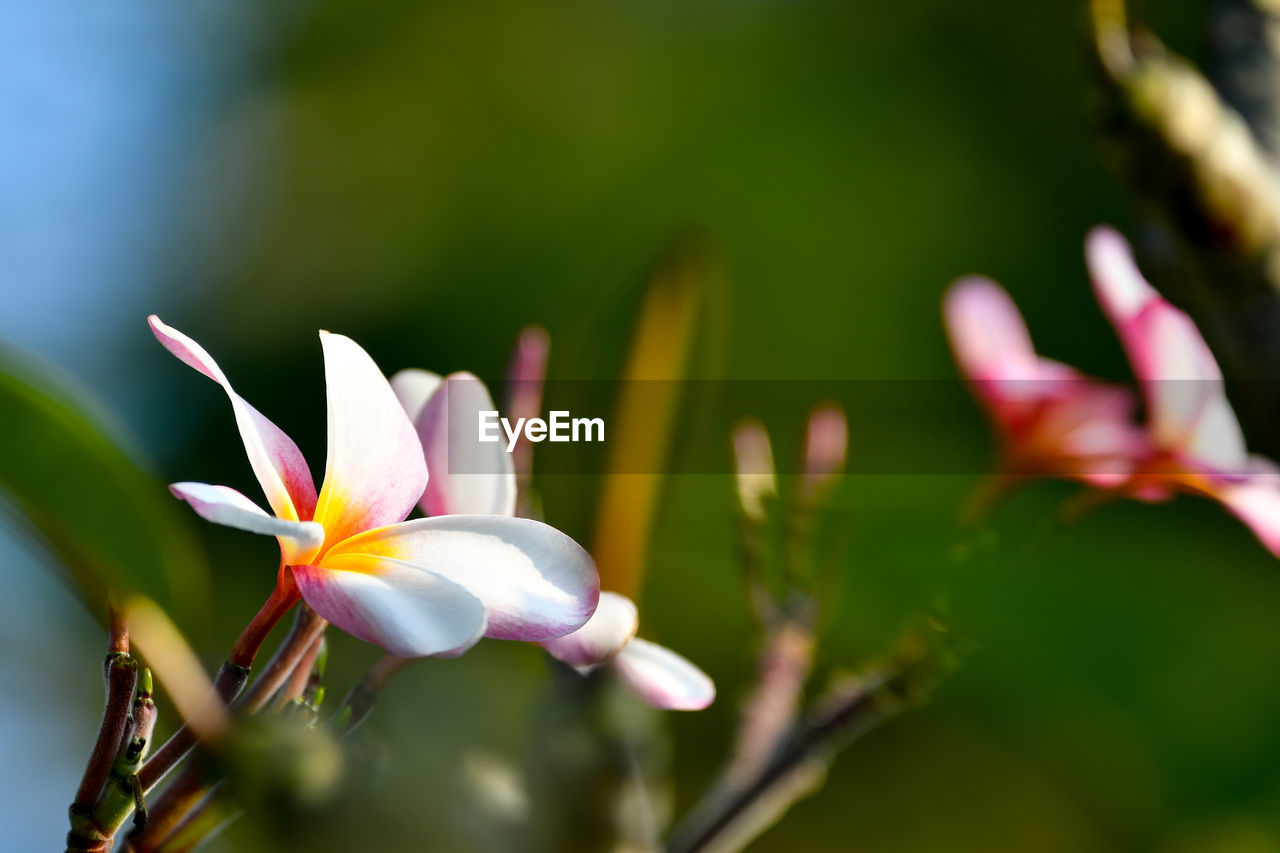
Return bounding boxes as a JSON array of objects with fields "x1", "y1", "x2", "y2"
[{"x1": 0, "y1": 344, "x2": 208, "y2": 624}]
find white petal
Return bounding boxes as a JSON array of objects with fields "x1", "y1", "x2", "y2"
[
  {"x1": 389, "y1": 368, "x2": 443, "y2": 424},
  {"x1": 295, "y1": 555, "x2": 487, "y2": 658},
  {"x1": 169, "y1": 482, "x2": 324, "y2": 562},
  {"x1": 325, "y1": 514, "x2": 598, "y2": 641},
  {"x1": 541, "y1": 592, "x2": 638, "y2": 668},
  {"x1": 313, "y1": 332, "x2": 428, "y2": 545},
  {"x1": 1216, "y1": 477, "x2": 1280, "y2": 557},
  {"x1": 613, "y1": 638, "x2": 715, "y2": 711},
  {"x1": 149, "y1": 316, "x2": 317, "y2": 522},
  {"x1": 417, "y1": 372, "x2": 517, "y2": 517}
]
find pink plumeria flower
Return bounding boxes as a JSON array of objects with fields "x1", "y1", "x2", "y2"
[
  {"x1": 1087, "y1": 227, "x2": 1280, "y2": 553},
  {"x1": 392, "y1": 368, "x2": 714, "y2": 709},
  {"x1": 944, "y1": 277, "x2": 1147, "y2": 487},
  {"x1": 149, "y1": 317, "x2": 599, "y2": 658}
]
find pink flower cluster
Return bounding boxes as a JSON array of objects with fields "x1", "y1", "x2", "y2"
[{"x1": 945, "y1": 227, "x2": 1280, "y2": 554}]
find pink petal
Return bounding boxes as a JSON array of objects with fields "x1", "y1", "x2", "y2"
[
  {"x1": 943, "y1": 277, "x2": 1038, "y2": 383},
  {"x1": 389, "y1": 368, "x2": 443, "y2": 424},
  {"x1": 613, "y1": 638, "x2": 715, "y2": 711},
  {"x1": 325, "y1": 514, "x2": 599, "y2": 641},
  {"x1": 294, "y1": 555, "x2": 487, "y2": 658},
  {"x1": 1216, "y1": 478, "x2": 1280, "y2": 557},
  {"x1": 169, "y1": 482, "x2": 325, "y2": 563},
  {"x1": 313, "y1": 332, "x2": 428, "y2": 544},
  {"x1": 541, "y1": 591, "x2": 638, "y2": 668},
  {"x1": 1085, "y1": 229, "x2": 1249, "y2": 471},
  {"x1": 1134, "y1": 308, "x2": 1247, "y2": 471},
  {"x1": 1086, "y1": 226, "x2": 1158, "y2": 332},
  {"x1": 416, "y1": 372, "x2": 516, "y2": 517},
  {"x1": 149, "y1": 316, "x2": 318, "y2": 522}
]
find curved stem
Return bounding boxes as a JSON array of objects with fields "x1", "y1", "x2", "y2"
[
  {"x1": 335, "y1": 654, "x2": 410, "y2": 734},
  {"x1": 234, "y1": 605, "x2": 327, "y2": 714},
  {"x1": 133, "y1": 604, "x2": 327, "y2": 851},
  {"x1": 67, "y1": 653, "x2": 139, "y2": 853},
  {"x1": 137, "y1": 578, "x2": 301, "y2": 794}
]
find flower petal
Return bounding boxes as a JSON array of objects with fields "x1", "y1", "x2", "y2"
[
  {"x1": 1086, "y1": 228, "x2": 1249, "y2": 471},
  {"x1": 1216, "y1": 478, "x2": 1280, "y2": 557},
  {"x1": 389, "y1": 368, "x2": 443, "y2": 424},
  {"x1": 540, "y1": 591, "x2": 638, "y2": 668},
  {"x1": 613, "y1": 638, "x2": 715, "y2": 711},
  {"x1": 1134, "y1": 307, "x2": 1248, "y2": 471},
  {"x1": 326, "y1": 514, "x2": 599, "y2": 641},
  {"x1": 293, "y1": 555, "x2": 487, "y2": 658},
  {"x1": 149, "y1": 316, "x2": 317, "y2": 522},
  {"x1": 169, "y1": 482, "x2": 324, "y2": 562},
  {"x1": 944, "y1": 277, "x2": 1039, "y2": 383},
  {"x1": 1086, "y1": 226, "x2": 1157, "y2": 331},
  {"x1": 313, "y1": 332, "x2": 428, "y2": 544},
  {"x1": 416, "y1": 372, "x2": 517, "y2": 517}
]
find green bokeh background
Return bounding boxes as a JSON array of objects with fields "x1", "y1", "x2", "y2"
[{"x1": 11, "y1": 0, "x2": 1280, "y2": 850}]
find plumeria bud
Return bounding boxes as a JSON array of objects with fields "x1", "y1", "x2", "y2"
[
  {"x1": 506, "y1": 326, "x2": 551, "y2": 510},
  {"x1": 801, "y1": 403, "x2": 847, "y2": 498},
  {"x1": 312, "y1": 638, "x2": 328, "y2": 680},
  {"x1": 128, "y1": 668, "x2": 157, "y2": 764},
  {"x1": 731, "y1": 419, "x2": 777, "y2": 523},
  {"x1": 505, "y1": 326, "x2": 551, "y2": 425}
]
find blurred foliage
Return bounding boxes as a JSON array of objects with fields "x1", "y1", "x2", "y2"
[{"x1": 0, "y1": 346, "x2": 208, "y2": 627}]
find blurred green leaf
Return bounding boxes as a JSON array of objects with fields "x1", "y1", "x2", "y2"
[{"x1": 0, "y1": 345, "x2": 208, "y2": 624}]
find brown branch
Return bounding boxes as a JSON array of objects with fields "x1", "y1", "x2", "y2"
[
  {"x1": 271, "y1": 629, "x2": 325, "y2": 711},
  {"x1": 337, "y1": 654, "x2": 410, "y2": 734},
  {"x1": 130, "y1": 769, "x2": 209, "y2": 853},
  {"x1": 135, "y1": 661, "x2": 248, "y2": 794},
  {"x1": 67, "y1": 646, "x2": 138, "y2": 852},
  {"x1": 666, "y1": 622, "x2": 955, "y2": 853},
  {"x1": 132, "y1": 605, "x2": 327, "y2": 851},
  {"x1": 136, "y1": 580, "x2": 302, "y2": 794},
  {"x1": 664, "y1": 667, "x2": 900, "y2": 853},
  {"x1": 234, "y1": 605, "x2": 327, "y2": 714}
]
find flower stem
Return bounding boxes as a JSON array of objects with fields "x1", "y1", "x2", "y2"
[
  {"x1": 334, "y1": 654, "x2": 409, "y2": 734},
  {"x1": 234, "y1": 604, "x2": 326, "y2": 713},
  {"x1": 137, "y1": 577, "x2": 301, "y2": 795},
  {"x1": 133, "y1": 603, "x2": 327, "y2": 851}
]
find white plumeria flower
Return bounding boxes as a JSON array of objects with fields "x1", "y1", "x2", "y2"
[
  {"x1": 150, "y1": 317, "x2": 599, "y2": 658},
  {"x1": 391, "y1": 368, "x2": 715, "y2": 709}
]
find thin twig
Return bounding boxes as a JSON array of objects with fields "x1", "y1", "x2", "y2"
[
  {"x1": 336, "y1": 654, "x2": 410, "y2": 734},
  {"x1": 665, "y1": 667, "x2": 899, "y2": 853},
  {"x1": 271, "y1": 629, "x2": 325, "y2": 711},
  {"x1": 235, "y1": 605, "x2": 327, "y2": 714},
  {"x1": 67, "y1": 655, "x2": 139, "y2": 852},
  {"x1": 135, "y1": 661, "x2": 248, "y2": 794},
  {"x1": 137, "y1": 581, "x2": 302, "y2": 794}
]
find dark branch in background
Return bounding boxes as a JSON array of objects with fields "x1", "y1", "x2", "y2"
[
  {"x1": 1210, "y1": 0, "x2": 1280, "y2": 160},
  {"x1": 665, "y1": 623, "x2": 955, "y2": 853},
  {"x1": 1091, "y1": 0, "x2": 1280, "y2": 454}
]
